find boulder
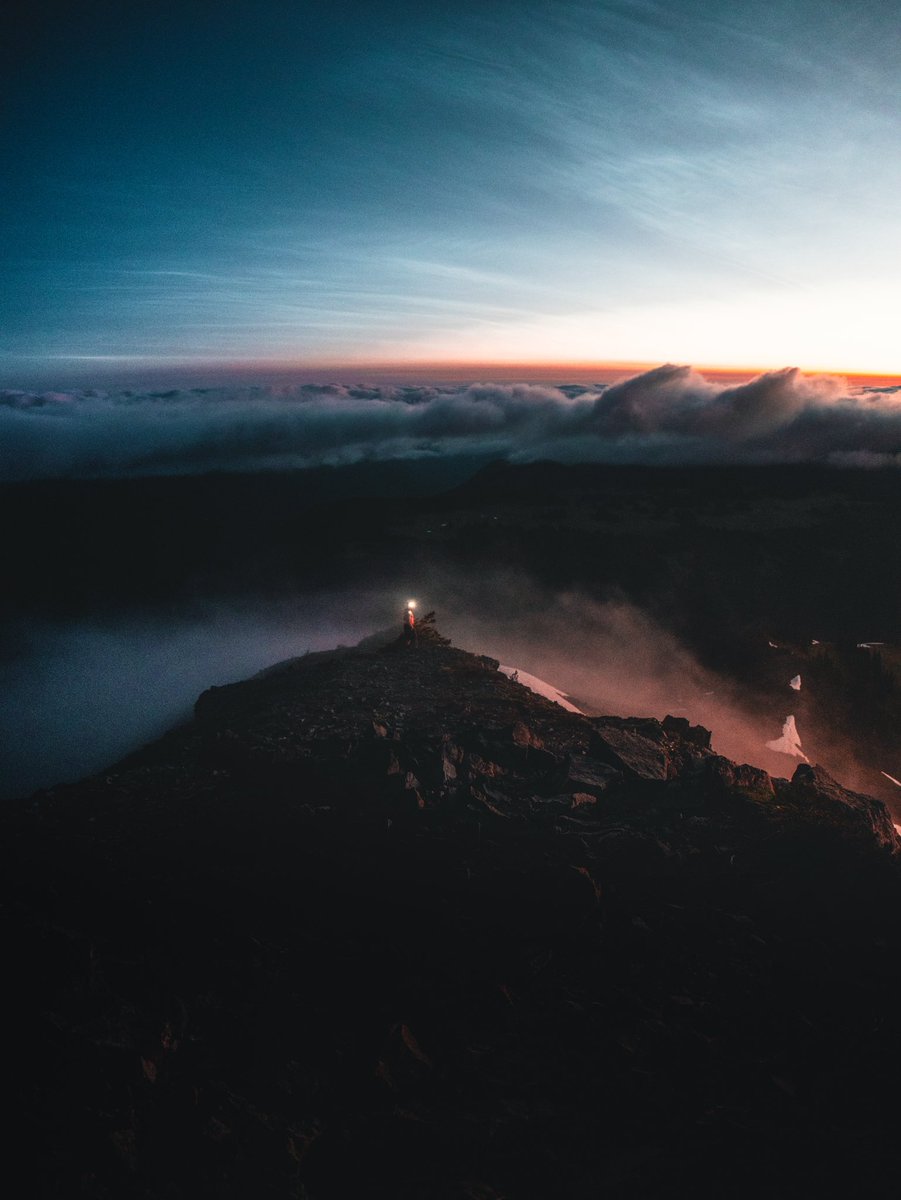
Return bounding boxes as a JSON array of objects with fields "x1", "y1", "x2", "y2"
[{"x1": 789, "y1": 762, "x2": 900, "y2": 850}]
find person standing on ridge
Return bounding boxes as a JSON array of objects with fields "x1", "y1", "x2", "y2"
[{"x1": 403, "y1": 600, "x2": 418, "y2": 648}]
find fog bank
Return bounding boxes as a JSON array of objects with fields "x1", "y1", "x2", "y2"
[
  {"x1": 3, "y1": 367, "x2": 901, "y2": 481},
  {"x1": 3, "y1": 579, "x2": 895, "y2": 814},
  {"x1": 0, "y1": 600, "x2": 380, "y2": 800}
]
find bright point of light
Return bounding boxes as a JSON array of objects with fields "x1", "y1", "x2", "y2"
[{"x1": 406, "y1": 600, "x2": 417, "y2": 609}]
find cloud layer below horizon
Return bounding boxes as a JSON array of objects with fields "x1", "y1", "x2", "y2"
[{"x1": 3, "y1": 365, "x2": 901, "y2": 481}]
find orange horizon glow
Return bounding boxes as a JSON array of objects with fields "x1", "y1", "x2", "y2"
[
  {"x1": 42, "y1": 353, "x2": 901, "y2": 391},
  {"x1": 207, "y1": 357, "x2": 901, "y2": 389}
]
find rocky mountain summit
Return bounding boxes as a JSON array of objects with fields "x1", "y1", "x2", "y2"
[{"x1": 4, "y1": 627, "x2": 901, "y2": 1198}]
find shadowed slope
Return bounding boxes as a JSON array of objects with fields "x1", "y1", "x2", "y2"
[{"x1": 3, "y1": 631, "x2": 901, "y2": 1197}]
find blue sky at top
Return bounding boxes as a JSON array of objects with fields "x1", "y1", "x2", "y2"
[{"x1": 2, "y1": 0, "x2": 900, "y2": 380}]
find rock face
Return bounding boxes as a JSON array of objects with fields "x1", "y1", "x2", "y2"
[
  {"x1": 786, "y1": 761, "x2": 899, "y2": 848},
  {"x1": 3, "y1": 632, "x2": 901, "y2": 1199}
]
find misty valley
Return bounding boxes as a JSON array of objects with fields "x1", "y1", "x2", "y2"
[{"x1": 4, "y1": 459, "x2": 900, "y2": 810}]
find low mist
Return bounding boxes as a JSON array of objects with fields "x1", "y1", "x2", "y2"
[
  {"x1": 0, "y1": 597, "x2": 383, "y2": 801},
  {"x1": 434, "y1": 581, "x2": 787, "y2": 767},
  {"x1": 2, "y1": 574, "x2": 896, "y2": 814},
  {"x1": 427, "y1": 571, "x2": 900, "y2": 809}
]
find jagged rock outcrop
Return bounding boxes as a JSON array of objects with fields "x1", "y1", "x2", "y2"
[
  {"x1": 3, "y1": 632, "x2": 901, "y2": 1199},
  {"x1": 785, "y1": 761, "x2": 899, "y2": 849}
]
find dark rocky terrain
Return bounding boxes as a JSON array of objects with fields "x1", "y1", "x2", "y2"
[{"x1": 4, "y1": 623, "x2": 901, "y2": 1197}]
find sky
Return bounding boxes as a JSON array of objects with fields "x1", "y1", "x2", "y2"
[{"x1": 3, "y1": 0, "x2": 901, "y2": 382}]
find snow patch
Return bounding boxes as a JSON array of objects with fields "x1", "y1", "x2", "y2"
[
  {"x1": 499, "y1": 665, "x2": 583, "y2": 714},
  {"x1": 789, "y1": 674, "x2": 801, "y2": 691},
  {"x1": 765, "y1": 715, "x2": 809, "y2": 761}
]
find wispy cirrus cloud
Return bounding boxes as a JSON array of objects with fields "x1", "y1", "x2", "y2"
[{"x1": 4, "y1": 3, "x2": 901, "y2": 372}]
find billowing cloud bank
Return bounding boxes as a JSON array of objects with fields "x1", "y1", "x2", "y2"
[{"x1": 2, "y1": 365, "x2": 900, "y2": 481}]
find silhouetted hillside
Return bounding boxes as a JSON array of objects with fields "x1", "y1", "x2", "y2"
[{"x1": 4, "y1": 629, "x2": 901, "y2": 1197}]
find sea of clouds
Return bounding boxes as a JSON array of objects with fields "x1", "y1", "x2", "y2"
[{"x1": 2, "y1": 365, "x2": 900, "y2": 481}]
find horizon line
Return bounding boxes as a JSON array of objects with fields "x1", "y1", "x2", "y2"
[{"x1": 5, "y1": 356, "x2": 901, "y2": 389}]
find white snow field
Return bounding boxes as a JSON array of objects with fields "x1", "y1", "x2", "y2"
[{"x1": 499, "y1": 666, "x2": 583, "y2": 714}]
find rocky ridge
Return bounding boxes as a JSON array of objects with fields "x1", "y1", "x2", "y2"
[{"x1": 3, "y1": 629, "x2": 901, "y2": 1198}]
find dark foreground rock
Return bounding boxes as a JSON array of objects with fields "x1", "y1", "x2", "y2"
[{"x1": 3, "y1": 632, "x2": 901, "y2": 1198}]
